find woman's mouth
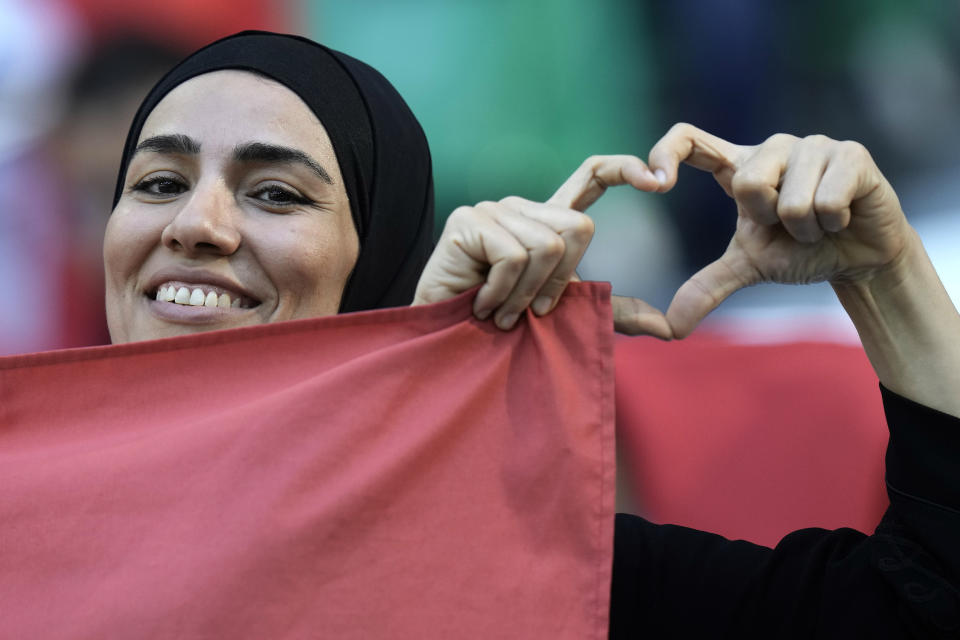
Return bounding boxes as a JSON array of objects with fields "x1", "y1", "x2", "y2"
[{"x1": 147, "y1": 281, "x2": 260, "y2": 310}]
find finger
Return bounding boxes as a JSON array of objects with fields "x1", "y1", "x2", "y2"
[
  {"x1": 664, "y1": 251, "x2": 760, "y2": 339},
  {"x1": 499, "y1": 196, "x2": 594, "y2": 315},
  {"x1": 731, "y1": 136, "x2": 792, "y2": 226},
  {"x1": 612, "y1": 296, "x2": 673, "y2": 339},
  {"x1": 812, "y1": 142, "x2": 867, "y2": 233},
  {"x1": 413, "y1": 206, "x2": 488, "y2": 306},
  {"x1": 647, "y1": 122, "x2": 746, "y2": 193},
  {"x1": 478, "y1": 201, "x2": 566, "y2": 329},
  {"x1": 776, "y1": 135, "x2": 831, "y2": 242},
  {"x1": 548, "y1": 155, "x2": 659, "y2": 212},
  {"x1": 438, "y1": 207, "x2": 533, "y2": 320}
]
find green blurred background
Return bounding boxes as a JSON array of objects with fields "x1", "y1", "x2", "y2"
[{"x1": 310, "y1": 0, "x2": 657, "y2": 213}]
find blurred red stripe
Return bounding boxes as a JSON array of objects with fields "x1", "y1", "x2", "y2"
[{"x1": 65, "y1": 0, "x2": 291, "y2": 48}]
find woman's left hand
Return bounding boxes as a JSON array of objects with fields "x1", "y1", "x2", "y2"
[
  {"x1": 412, "y1": 155, "x2": 672, "y2": 337},
  {"x1": 647, "y1": 123, "x2": 912, "y2": 338}
]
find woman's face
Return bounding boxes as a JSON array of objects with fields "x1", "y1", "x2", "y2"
[{"x1": 104, "y1": 70, "x2": 359, "y2": 343}]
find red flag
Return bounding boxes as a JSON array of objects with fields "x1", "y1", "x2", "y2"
[
  {"x1": 0, "y1": 283, "x2": 615, "y2": 639},
  {"x1": 615, "y1": 333, "x2": 888, "y2": 546}
]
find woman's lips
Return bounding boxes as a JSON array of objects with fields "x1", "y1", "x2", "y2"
[
  {"x1": 145, "y1": 280, "x2": 261, "y2": 324},
  {"x1": 148, "y1": 281, "x2": 259, "y2": 309}
]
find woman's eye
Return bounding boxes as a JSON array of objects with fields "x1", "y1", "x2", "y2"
[
  {"x1": 132, "y1": 176, "x2": 187, "y2": 197},
  {"x1": 250, "y1": 185, "x2": 313, "y2": 207}
]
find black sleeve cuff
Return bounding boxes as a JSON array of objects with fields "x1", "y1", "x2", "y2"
[{"x1": 882, "y1": 383, "x2": 960, "y2": 515}]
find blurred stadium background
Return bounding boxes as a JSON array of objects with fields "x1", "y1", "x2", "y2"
[{"x1": 2, "y1": 0, "x2": 958, "y2": 354}]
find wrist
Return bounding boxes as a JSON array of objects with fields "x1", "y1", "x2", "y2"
[
  {"x1": 831, "y1": 228, "x2": 960, "y2": 416},
  {"x1": 830, "y1": 226, "x2": 920, "y2": 301}
]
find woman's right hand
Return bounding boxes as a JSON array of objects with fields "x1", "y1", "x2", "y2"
[{"x1": 412, "y1": 155, "x2": 672, "y2": 338}]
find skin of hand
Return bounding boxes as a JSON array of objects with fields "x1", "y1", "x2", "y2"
[
  {"x1": 412, "y1": 154, "x2": 666, "y2": 334},
  {"x1": 646, "y1": 123, "x2": 913, "y2": 339},
  {"x1": 414, "y1": 123, "x2": 960, "y2": 414},
  {"x1": 647, "y1": 124, "x2": 960, "y2": 416}
]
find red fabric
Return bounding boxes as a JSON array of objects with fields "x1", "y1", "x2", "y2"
[
  {"x1": 0, "y1": 283, "x2": 615, "y2": 639},
  {"x1": 65, "y1": 0, "x2": 289, "y2": 48},
  {"x1": 615, "y1": 333, "x2": 889, "y2": 547}
]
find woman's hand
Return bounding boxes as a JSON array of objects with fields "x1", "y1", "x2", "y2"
[
  {"x1": 649, "y1": 123, "x2": 913, "y2": 338},
  {"x1": 651, "y1": 124, "x2": 960, "y2": 417},
  {"x1": 413, "y1": 155, "x2": 672, "y2": 337}
]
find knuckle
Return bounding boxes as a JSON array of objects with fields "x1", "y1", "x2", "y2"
[
  {"x1": 814, "y1": 194, "x2": 847, "y2": 213},
  {"x1": 776, "y1": 197, "x2": 811, "y2": 220},
  {"x1": 731, "y1": 170, "x2": 764, "y2": 197},
  {"x1": 499, "y1": 195, "x2": 525, "y2": 208},
  {"x1": 840, "y1": 140, "x2": 871, "y2": 161},
  {"x1": 583, "y1": 154, "x2": 607, "y2": 172},
  {"x1": 764, "y1": 132, "x2": 797, "y2": 147},
  {"x1": 502, "y1": 247, "x2": 529, "y2": 270},
  {"x1": 669, "y1": 122, "x2": 694, "y2": 137},
  {"x1": 446, "y1": 205, "x2": 474, "y2": 225},
  {"x1": 539, "y1": 236, "x2": 565, "y2": 259},
  {"x1": 569, "y1": 213, "x2": 595, "y2": 239},
  {"x1": 803, "y1": 133, "x2": 833, "y2": 147}
]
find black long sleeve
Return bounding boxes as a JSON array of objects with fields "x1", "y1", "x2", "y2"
[{"x1": 609, "y1": 386, "x2": 960, "y2": 639}]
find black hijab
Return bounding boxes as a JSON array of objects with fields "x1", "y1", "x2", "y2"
[{"x1": 112, "y1": 31, "x2": 435, "y2": 313}]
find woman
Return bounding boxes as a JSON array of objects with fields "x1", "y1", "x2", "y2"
[
  {"x1": 106, "y1": 32, "x2": 959, "y2": 636},
  {"x1": 106, "y1": 31, "x2": 435, "y2": 341}
]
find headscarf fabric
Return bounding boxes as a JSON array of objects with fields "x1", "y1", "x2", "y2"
[{"x1": 112, "y1": 31, "x2": 435, "y2": 312}]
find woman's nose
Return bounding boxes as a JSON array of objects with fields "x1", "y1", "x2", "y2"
[{"x1": 161, "y1": 181, "x2": 242, "y2": 256}]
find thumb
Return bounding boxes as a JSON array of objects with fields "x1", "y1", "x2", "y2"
[
  {"x1": 612, "y1": 295, "x2": 674, "y2": 339},
  {"x1": 665, "y1": 253, "x2": 757, "y2": 339}
]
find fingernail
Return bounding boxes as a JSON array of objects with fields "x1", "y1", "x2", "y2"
[
  {"x1": 497, "y1": 312, "x2": 518, "y2": 330},
  {"x1": 532, "y1": 296, "x2": 553, "y2": 315},
  {"x1": 654, "y1": 168, "x2": 667, "y2": 185},
  {"x1": 475, "y1": 307, "x2": 492, "y2": 321}
]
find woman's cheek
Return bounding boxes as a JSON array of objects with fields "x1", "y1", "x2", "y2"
[
  {"x1": 270, "y1": 221, "x2": 358, "y2": 319},
  {"x1": 104, "y1": 208, "x2": 149, "y2": 285}
]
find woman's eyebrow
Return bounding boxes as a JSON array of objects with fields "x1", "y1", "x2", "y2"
[
  {"x1": 233, "y1": 142, "x2": 333, "y2": 184},
  {"x1": 134, "y1": 134, "x2": 200, "y2": 155}
]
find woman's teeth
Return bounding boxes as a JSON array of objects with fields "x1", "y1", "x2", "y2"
[{"x1": 156, "y1": 285, "x2": 240, "y2": 309}]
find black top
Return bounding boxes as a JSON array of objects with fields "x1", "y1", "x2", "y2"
[{"x1": 609, "y1": 387, "x2": 960, "y2": 639}]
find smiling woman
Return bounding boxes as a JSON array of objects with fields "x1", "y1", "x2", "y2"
[
  {"x1": 105, "y1": 31, "x2": 436, "y2": 345},
  {"x1": 105, "y1": 70, "x2": 358, "y2": 342}
]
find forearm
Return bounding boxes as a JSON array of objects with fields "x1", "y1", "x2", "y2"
[{"x1": 832, "y1": 227, "x2": 960, "y2": 417}]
